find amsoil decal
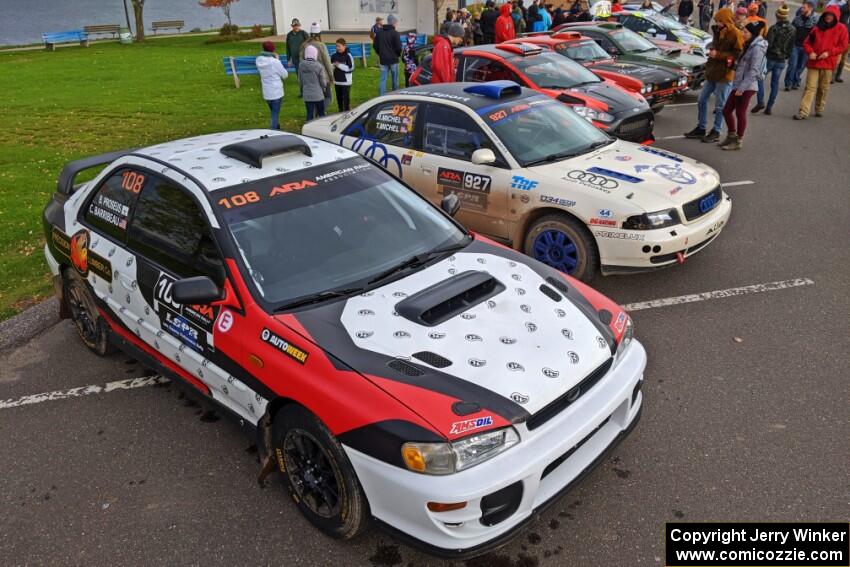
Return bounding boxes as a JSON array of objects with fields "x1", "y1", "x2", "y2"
[
  {"x1": 50, "y1": 227, "x2": 113, "y2": 283},
  {"x1": 437, "y1": 168, "x2": 492, "y2": 212},
  {"x1": 260, "y1": 328, "x2": 309, "y2": 364},
  {"x1": 449, "y1": 415, "x2": 493, "y2": 435},
  {"x1": 154, "y1": 272, "x2": 215, "y2": 353}
]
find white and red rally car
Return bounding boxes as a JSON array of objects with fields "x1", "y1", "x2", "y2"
[{"x1": 43, "y1": 130, "x2": 644, "y2": 557}]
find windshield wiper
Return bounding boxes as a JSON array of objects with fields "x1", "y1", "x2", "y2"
[
  {"x1": 584, "y1": 139, "x2": 615, "y2": 152},
  {"x1": 367, "y1": 236, "x2": 472, "y2": 286},
  {"x1": 525, "y1": 150, "x2": 582, "y2": 167},
  {"x1": 273, "y1": 287, "x2": 364, "y2": 312}
]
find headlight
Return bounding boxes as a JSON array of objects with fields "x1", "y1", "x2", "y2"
[
  {"x1": 645, "y1": 83, "x2": 655, "y2": 92},
  {"x1": 678, "y1": 76, "x2": 688, "y2": 86},
  {"x1": 572, "y1": 105, "x2": 615, "y2": 123},
  {"x1": 622, "y1": 208, "x2": 681, "y2": 230},
  {"x1": 401, "y1": 426, "x2": 520, "y2": 475},
  {"x1": 640, "y1": 85, "x2": 647, "y2": 94},
  {"x1": 615, "y1": 316, "x2": 634, "y2": 363}
]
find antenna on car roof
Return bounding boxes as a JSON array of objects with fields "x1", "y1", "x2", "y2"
[{"x1": 220, "y1": 134, "x2": 313, "y2": 168}]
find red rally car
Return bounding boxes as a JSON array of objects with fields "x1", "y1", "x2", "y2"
[
  {"x1": 42, "y1": 130, "x2": 645, "y2": 557},
  {"x1": 412, "y1": 42, "x2": 655, "y2": 143}
]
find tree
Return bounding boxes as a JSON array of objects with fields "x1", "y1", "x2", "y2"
[
  {"x1": 432, "y1": 0, "x2": 446, "y2": 36},
  {"x1": 131, "y1": 0, "x2": 145, "y2": 41},
  {"x1": 199, "y1": 0, "x2": 241, "y2": 27}
]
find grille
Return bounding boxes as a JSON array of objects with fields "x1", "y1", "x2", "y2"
[
  {"x1": 656, "y1": 79, "x2": 677, "y2": 91},
  {"x1": 526, "y1": 358, "x2": 614, "y2": 431},
  {"x1": 546, "y1": 276, "x2": 569, "y2": 296},
  {"x1": 386, "y1": 358, "x2": 425, "y2": 377},
  {"x1": 649, "y1": 233, "x2": 718, "y2": 264},
  {"x1": 682, "y1": 185, "x2": 722, "y2": 221},
  {"x1": 411, "y1": 351, "x2": 452, "y2": 368},
  {"x1": 615, "y1": 112, "x2": 653, "y2": 142},
  {"x1": 539, "y1": 284, "x2": 562, "y2": 302},
  {"x1": 541, "y1": 415, "x2": 611, "y2": 479}
]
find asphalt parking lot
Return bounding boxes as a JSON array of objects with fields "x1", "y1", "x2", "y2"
[{"x1": 2, "y1": 67, "x2": 850, "y2": 566}]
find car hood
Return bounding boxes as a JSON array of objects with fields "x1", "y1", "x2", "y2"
[
  {"x1": 527, "y1": 139, "x2": 720, "y2": 212},
  {"x1": 284, "y1": 242, "x2": 620, "y2": 436},
  {"x1": 590, "y1": 60, "x2": 680, "y2": 83},
  {"x1": 568, "y1": 80, "x2": 649, "y2": 114},
  {"x1": 632, "y1": 49, "x2": 706, "y2": 69}
]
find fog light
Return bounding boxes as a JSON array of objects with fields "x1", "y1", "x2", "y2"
[
  {"x1": 652, "y1": 245, "x2": 661, "y2": 253},
  {"x1": 642, "y1": 245, "x2": 651, "y2": 253},
  {"x1": 427, "y1": 501, "x2": 467, "y2": 512}
]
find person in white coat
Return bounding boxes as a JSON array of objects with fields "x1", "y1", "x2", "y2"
[{"x1": 256, "y1": 41, "x2": 289, "y2": 130}]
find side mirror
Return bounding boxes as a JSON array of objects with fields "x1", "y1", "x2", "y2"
[
  {"x1": 440, "y1": 193, "x2": 461, "y2": 217},
  {"x1": 471, "y1": 148, "x2": 497, "y2": 165},
  {"x1": 647, "y1": 28, "x2": 658, "y2": 35},
  {"x1": 172, "y1": 276, "x2": 222, "y2": 305}
]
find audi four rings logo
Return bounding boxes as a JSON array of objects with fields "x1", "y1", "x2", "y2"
[
  {"x1": 568, "y1": 351, "x2": 580, "y2": 364},
  {"x1": 566, "y1": 170, "x2": 619, "y2": 189},
  {"x1": 468, "y1": 358, "x2": 486, "y2": 367},
  {"x1": 511, "y1": 392, "x2": 529, "y2": 404},
  {"x1": 507, "y1": 362, "x2": 525, "y2": 371},
  {"x1": 543, "y1": 367, "x2": 559, "y2": 378}
]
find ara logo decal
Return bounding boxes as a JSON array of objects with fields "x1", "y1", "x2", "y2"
[
  {"x1": 500, "y1": 336, "x2": 517, "y2": 345},
  {"x1": 449, "y1": 415, "x2": 493, "y2": 435},
  {"x1": 511, "y1": 392, "x2": 529, "y2": 404},
  {"x1": 216, "y1": 310, "x2": 234, "y2": 333},
  {"x1": 507, "y1": 362, "x2": 525, "y2": 372},
  {"x1": 468, "y1": 358, "x2": 486, "y2": 368},
  {"x1": 542, "y1": 367, "x2": 559, "y2": 378},
  {"x1": 269, "y1": 179, "x2": 319, "y2": 196},
  {"x1": 567, "y1": 351, "x2": 580, "y2": 364}
]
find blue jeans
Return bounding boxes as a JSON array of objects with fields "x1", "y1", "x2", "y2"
[
  {"x1": 266, "y1": 97, "x2": 282, "y2": 130},
  {"x1": 379, "y1": 63, "x2": 399, "y2": 95},
  {"x1": 757, "y1": 59, "x2": 786, "y2": 108},
  {"x1": 697, "y1": 80, "x2": 732, "y2": 132},
  {"x1": 785, "y1": 46, "x2": 807, "y2": 88},
  {"x1": 305, "y1": 100, "x2": 325, "y2": 121}
]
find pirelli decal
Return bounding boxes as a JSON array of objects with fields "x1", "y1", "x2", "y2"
[
  {"x1": 51, "y1": 227, "x2": 113, "y2": 283},
  {"x1": 260, "y1": 328, "x2": 309, "y2": 364}
]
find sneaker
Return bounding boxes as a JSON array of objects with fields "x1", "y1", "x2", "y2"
[
  {"x1": 791, "y1": 85, "x2": 800, "y2": 90},
  {"x1": 751, "y1": 103, "x2": 764, "y2": 114},
  {"x1": 793, "y1": 114, "x2": 806, "y2": 120},
  {"x1": 684, "y1": 126, "x2": 706, "y2": 139},
  {"x1": 784, "y1": 86, "x2": 790, "y2": 91},
  {"x1": 718, "y1": 133, "x2": 738, "y2": 147},
  {"x1": 764, "y1": 107, "x2": 772, "y2": 115},
  {"x1": 721, "y1": 138, "x2": 742, "y2": 150},
  {"x1": 815, "y1": 112, "x2": 822, "y2": 117},
  {"x1": 837, "y1": 77, "x2": 845, "y2": 83},
  {"x1": 701, "y1": 129, "x2": 720, "y2": 143}
]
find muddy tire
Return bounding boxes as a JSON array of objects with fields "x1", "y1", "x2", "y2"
[
  {"x1": 63, "y1": 269, "x2": 114, "y2": 356},
  {"x1": 523, "y1": 213, "x2": 599, "y2": 282}
]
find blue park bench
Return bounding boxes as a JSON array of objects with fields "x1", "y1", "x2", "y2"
[
  {"x1": 42, "y1": 29, "x2": 89, "y2": 51},
  {"x1": 222, "y1": 55, "x2": 296, "y2": 88}
]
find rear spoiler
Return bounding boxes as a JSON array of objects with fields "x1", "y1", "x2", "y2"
[{"x1": 57, "y1": 148, "x2": 136, "y2": 196}]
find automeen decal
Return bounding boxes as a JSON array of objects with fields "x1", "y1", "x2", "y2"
[{"x1": 260, "y1": 328, "x2": 309, "y2": 364}]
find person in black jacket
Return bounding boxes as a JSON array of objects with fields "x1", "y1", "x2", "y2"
[
  {"x1": 678, "y1": 0, "x2": 695, "y2": 24},
  {"x1": 374, "y1": 14, "x2": 402, "y2": 95},
  {"x1": 331, "y1": 38, "x2": 354, "y2": 112},
  {"x1": 481, "y1": 1, "x2": 499, "y2": 43}
]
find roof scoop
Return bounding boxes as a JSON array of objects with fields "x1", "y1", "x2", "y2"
[
  {"x1": 395, "y1": 271, "x2": 505, "y2": 327},
  {"x1": 220, "y1": 134, "x2": 312, "y2": 168}
]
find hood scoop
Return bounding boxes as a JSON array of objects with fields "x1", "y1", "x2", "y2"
[
  {"x1": 395, "y1": 270, "x2": 505, "y2": 327},
  {"x1": 412, "y1": 351, "x2": 453, "y2": 368}
]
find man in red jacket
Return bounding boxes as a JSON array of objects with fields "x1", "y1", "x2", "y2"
[
  {"x1": 432, "y1": 22, "x2": 465, "y2": 84},
  {"x1": 795, "y1": 5, "x2": 849, "y2": 119},
  {"x1": 495, "y1": 3, "x2": 517, "y2": 43}
]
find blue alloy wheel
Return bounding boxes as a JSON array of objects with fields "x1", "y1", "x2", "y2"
[{"x1": 533, "y1": 229, "x2": 579, "y2": 274}]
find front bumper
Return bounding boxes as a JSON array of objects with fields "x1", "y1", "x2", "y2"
[
  {"x1": 598, "y1": 191, "x2": 732, "y2": 273},
  {"x1": 599, "y1": 108, "x2": 656, "y2": 143},
  {"x1": 344, "y1": 340, "x2": 647, "y2": 557}
]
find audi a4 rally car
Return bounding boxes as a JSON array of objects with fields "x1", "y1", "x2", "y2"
[
  {"x1": 504, "y1": 32, "x2": 689, "y2": 112},
  {"x1": 411, "y1": 42, "x2": 655, "y2": 143},
  {"x1": 303, "y1": 81, "x2": 732, "y2": 281},
  {"x1": 555, "y1": 22, "x2": 707, "y2": 88},
  {"x1": 43, "y1": 130, "x2": 645, "y2": 556}
]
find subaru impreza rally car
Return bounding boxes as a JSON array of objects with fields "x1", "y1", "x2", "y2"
[
  {"x1": 303, "y1": 81, "x2": 731, "y2": 281},
  {"x1": 43, "y1": 130, "x2": 645, "y2": 556}
]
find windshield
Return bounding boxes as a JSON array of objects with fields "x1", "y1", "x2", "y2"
[
  {"x1": 512, "y1": 52, "x2": 601, "y2": 89},
  {"x1": 557, "y1": 40, "x2": 610, "y2": 62},
  {"x1": 612, "y1": 28, "x2": 658, "y2": 52},
  {"x1": 480, "y1": 96, "x2": 611, "y2": 166},
  {"x1": 216, "y1": 158, "x2": 467, "y2": 309}
]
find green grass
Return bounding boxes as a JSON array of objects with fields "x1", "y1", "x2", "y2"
[{"x1": 0, "y1": 35, "x2": 381, "y2": 319}]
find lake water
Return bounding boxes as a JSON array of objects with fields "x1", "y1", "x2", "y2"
[{"x1": 0, "y1": 0, "x2": 273, "y2": 46}]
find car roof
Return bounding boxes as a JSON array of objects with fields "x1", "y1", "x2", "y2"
[
  {"x1": 555, "y1": 22, "x2": 626, "y2": 34},
  {"x1": 135, "y1": 129, "x2": 358, "y2": 192},
  {"x1": 394, "y1": 82, "x2": 542, "y2": 110}
]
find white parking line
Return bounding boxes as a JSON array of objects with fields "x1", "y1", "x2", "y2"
[
  {"x1": 667, "y1": 102, "x2": 698, "y2": 108},
  {"x1": 622, "y1": 278, "x2": 815, "y2": 312},
  {"x1": 721, "y1": 180, "x2": 755, "y2": 187},
  {"x1": 0, "y1": 375, "x2": 169, "y2": 410},
  {"x1": 660, "y1": 135, "x2": 686, "y2": 140}
]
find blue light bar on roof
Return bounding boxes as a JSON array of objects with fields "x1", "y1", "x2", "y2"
[{"x1": 463, "y1": 81, "x2": 522, "y2": 99}]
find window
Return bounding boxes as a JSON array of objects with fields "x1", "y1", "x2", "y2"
[
  {"x1": 462, "y1": 57, "x2": 523, "y2": 84},
  {"x1": 592, "y1": 34, "x2": 620, "y2": 55},
  {"x1": 83, "y1": 168, "x2": 145, "y2": 242},
  {"x1": 127, "y1": 176, "x2": 225, "y2": 284},
  {"x1": 422, "y1": 104, "x2": 496, "y2": 161},
  {"x1": 343, "y1": 101, "x2": 419, "y2": 147},
  {"x1": 624, "y1": 15, "x2": 654, "y2": 33}
]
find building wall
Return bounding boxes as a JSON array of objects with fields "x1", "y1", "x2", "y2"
[{"x1": 273, "y1": 0, "x2": 459, "y2": 36}]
